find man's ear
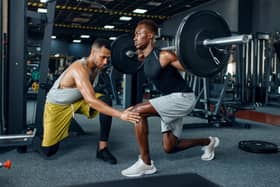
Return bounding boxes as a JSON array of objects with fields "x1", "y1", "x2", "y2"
[
  {"x1": 148, "y1": 33, "x2": 154, "y2": 40},
  {"x1": 91, "y1": 48, "x2": 95, "y2": 54}
]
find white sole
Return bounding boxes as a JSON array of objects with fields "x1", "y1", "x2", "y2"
[{"x1": 121, "y1": 168, "x2": 157, "y2": 177}]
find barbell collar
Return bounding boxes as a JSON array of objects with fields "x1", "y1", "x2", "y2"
[
  {"x1": 203, "y1": 34, "x2": 252, "y2": 47},
  {"x1": 125, "y1": 50, "x2": 138, "y2": 58}
]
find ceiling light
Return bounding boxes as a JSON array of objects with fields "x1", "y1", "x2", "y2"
[
  {"x1": 133, "y1": 9, "x2": 147, "y2": 14},
  {"x1": 104, "y1": 25, "x2": 115, "y2": 29},
  {"x1": 147, "y1": 1, "x2": 162, "y2": 6},
  {"x1": 109, "y1": 37, "x2": 117, "y2": 40},
  {"x1": 40, "y1": 0, "x2": 48, "y2": 3},
  {"x1": 119, "y1": 16, "x2": 132, "y2": 21},
  {"x1": 73, "y1": 40, "x2": 81, "y2": 43},
  {"x1": 80, "y1": 35, "x2": 90, "y2": 38},
  {"x1": 51, "y1": 35, "x2": 56, "y2": 39},
  {"x1": 185, "y1": 4, "x2": 192, "y2": 8},
  {"x1": 100, "y1": 0, "x2": 114, "y2": 2},
  {"x1": 37, "y1": 8, "x2": 47, "y2": 13}
]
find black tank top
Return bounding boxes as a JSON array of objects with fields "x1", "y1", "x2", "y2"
[{"x1": 143, "y1": 48, "x2": 192, "y2": 95}]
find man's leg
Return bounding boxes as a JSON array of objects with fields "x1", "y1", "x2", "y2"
[
  {"x1": 96, "y1": 95, "x2": 117, "y2": 164},
  {"x1": 161, "y1": 131, "x2": 220, "y2": 161},
  {"x1": 162, "y1": 132, "x2": 210, "y2": 153},
  {"x1": 40, "y1": 102, "x2": 73, "y2": 159},
  {"x1": 121, "y1": 102, "x2": 158, "y2": 177}
]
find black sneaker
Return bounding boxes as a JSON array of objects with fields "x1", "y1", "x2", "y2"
[{"x1": 96, "y1": 147, "x2": 117, "y2": 165}]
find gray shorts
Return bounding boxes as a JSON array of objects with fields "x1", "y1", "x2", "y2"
[{"x1": 149, "y1": 92, "x2": 195, "y2": 138}]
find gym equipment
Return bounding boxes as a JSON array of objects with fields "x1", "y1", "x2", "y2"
[
  {"x1": 111, "y1": 34, "x2": 144, "y2": 74},
  {"x1": 31, "y1": 81, "x2": 39, "y2": 92},
  {"x1": 0, "y1": 160, "x2": 12, "y2": 169},
  {"x1": 239, "y1": 140, "x2": 279, "y2": 154},
  {"x1": 0, "y1": 128, "x2": 36, "y2": 148},
  {"x1": 111, "y1": 10, "x2": 251, "y2": 77}
]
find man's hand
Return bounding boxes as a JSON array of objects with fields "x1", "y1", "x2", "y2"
[{"x1": 120, "y1": 106, "x2": 141, "y2": 123}]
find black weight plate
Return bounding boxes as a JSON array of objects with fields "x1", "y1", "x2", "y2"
[
  {"x1": 111, "y1": 34, "x2": 142, "y2": 74},
  {"x1": 239, "y1": 140, "x2": 278, "y2": 154},
  {"x1": 175, "y1": 10, "x2": 231, "y2": 77}
]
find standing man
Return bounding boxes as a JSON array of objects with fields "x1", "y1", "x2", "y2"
[
  {"x1": 121, "y1": 20, "x2": 220, "y2": 176},
  {"x1": 41, "y1": 39, "x2": 140, "y2": 164}
]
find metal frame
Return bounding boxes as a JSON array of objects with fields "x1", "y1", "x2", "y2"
[
  {"x1": 0, "y1": 0, "x2": 3, "y2": 134},
  {"x1": 35, "y1": 1, "x2": 56, "y2": 134},
  {"x1": 0, "y1": 129, "x2": 36, "y2": 147},
  {"x1": 7, "y1": 0, "x2": 27, "y2": 134}
]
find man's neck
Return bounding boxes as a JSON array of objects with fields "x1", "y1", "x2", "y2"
[
  {"x1": 143, "y1": 43, "x2": 154, "y2": 57},
  {"x1": 84, "y1": 57, "x2": 97, "y2": 71}
]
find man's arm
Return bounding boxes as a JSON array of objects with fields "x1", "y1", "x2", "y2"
[
  {"x1": 72, "y1": 66, "x2": 140, "y2": 123},
  {"x1": 159, "y1": 50, "x2": 186, "y2": 71}
]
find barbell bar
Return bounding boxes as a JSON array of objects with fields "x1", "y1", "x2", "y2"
[
  {"x1": 111, "y1": 10, "x2": 251, "y2": 77},
  {"x1": 136, "y1": 34, "x2": 251, "y2": 52}
]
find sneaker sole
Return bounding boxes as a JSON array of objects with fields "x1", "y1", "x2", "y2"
[{"x1": 121, "y1": 167, "x2": 157, "y2": 177}]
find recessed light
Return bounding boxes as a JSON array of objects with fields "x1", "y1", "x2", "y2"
[
  {"x1": 119, "y1": 16, "x2": 132, "y2": 21},
  {"x1": 51, "y1": 35, "x2": 56, "y2": 39},
  {"x1": 73, "y1": 40, "x2": 81, "y2": 43},
  {"x1": 147, "y1": 1, "x2": 162, "y2": 6},
  {"x1": 80, "y1": 35, "x2": 90, "y2": 38},
  {"x1": 104, "y1": 25, "x2": 115, "y2": 29},
  {"x1": 133, "y1": 9, "x2": 147, "y2": 14},
  {"x1": 109, "y1": 37, "x2": 117, "y2": 40},
  {"x1": 37, "y1": 8, "x2": 47, "y2": 13}
]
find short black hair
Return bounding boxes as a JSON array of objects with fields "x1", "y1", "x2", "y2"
[
  {"x1": 92, "y1": 38, "x2": 111, "y2": 50},
  {"x1": 137, "y1": 19, "x2": 158, "y2": 35}
]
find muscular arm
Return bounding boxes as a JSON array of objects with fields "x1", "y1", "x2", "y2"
[
  {"x1": 73, "y1": 67, "x2": 122, "y2": 118},
  {"x1": 159, "y1": 50, "x2": 186, "y2": 71}
]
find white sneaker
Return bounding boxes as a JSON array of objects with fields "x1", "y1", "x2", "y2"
[
  {"x1": 121, "y1": 156, "x2": 157, "y2": 177},
  {"x1": 201, "y1": 136, "x2": 220, "y2": 161}
]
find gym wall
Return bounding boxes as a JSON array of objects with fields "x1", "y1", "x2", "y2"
[
  {"x1": 162, "y1": 0, "x2": 280, "y2": 37},
  {"x1": 251, "y1": 0, "x2": 280, "y2": 32},
  {"x1": 162, "y1": 0, "x2": 239, "y2": 37},
  {"x1": 50, "y1": 39, "x2": 91, "y2": 58}
]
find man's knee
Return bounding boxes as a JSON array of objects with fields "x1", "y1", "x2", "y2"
[
  {"x1": 163, "y1": 143, "x2": 175, "y2": 153},
  {"x1": 134, "y1": 116, "x2": 146, "y2": 126},
  {"x1": 41, "y1": 143, "x2": 60, "y2": 157},
  {"x1": 130, "y1": 104, "x2": 143, "y2": 113},
  {"x1": 99, "y1": 95, "x2": 112, "y2": 106},
  {"x1": 162, "y1": 134, "x2": 178, "y2": 153}
]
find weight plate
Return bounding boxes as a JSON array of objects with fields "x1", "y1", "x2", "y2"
[{"x1": 175, "y1": 10, "x2": 231, "y2": 77}]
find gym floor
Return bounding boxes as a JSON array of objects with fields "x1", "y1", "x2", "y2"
[
  {"x1": 1, "y1": 105, "x2": 280, "y2": 187},
  {"x1": 2, "y1": 0, "x2": 280, "y2": 186}
]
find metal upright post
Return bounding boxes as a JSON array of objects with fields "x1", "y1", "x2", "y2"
[
  {"x1": 7, "y1": 0, "x2": 27, "y2": 134},
  {"x1": 0, "y1": 0, "x2": 3, "y2": 134},
  {"x1": 35, "y1": 1, "x2": 56, "y2": 135}
]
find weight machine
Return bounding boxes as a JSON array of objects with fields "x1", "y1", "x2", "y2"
[{"x1": 0, "y1": 0, "x2": 55, "y2": 151}]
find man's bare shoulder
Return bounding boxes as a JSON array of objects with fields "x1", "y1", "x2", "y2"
[
  {"x1": 159, "y1": 50, "x2": 177, "y2": 63},
  {"x1": 60, "y1": 60, "x2": 89, "y2": 88},
  {"x1": 67, "y1": 60, "x2": 87, "y2": 73}
]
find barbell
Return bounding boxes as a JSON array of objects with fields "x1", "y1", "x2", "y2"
[{"x1": 111, "y1": 10, "x2": 251, "y2": 77}]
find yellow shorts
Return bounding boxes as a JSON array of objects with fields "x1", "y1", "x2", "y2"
[{"x1": 42, "y1": 93, "x2": 103, "y2": 147}]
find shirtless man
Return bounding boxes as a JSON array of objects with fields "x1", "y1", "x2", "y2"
[
  {"x1": 121, "y1": 20, "x2": 220, "y2": 176},
  {"x1": 41, "y1": 38, "x2": 140, "y2": 164}
]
